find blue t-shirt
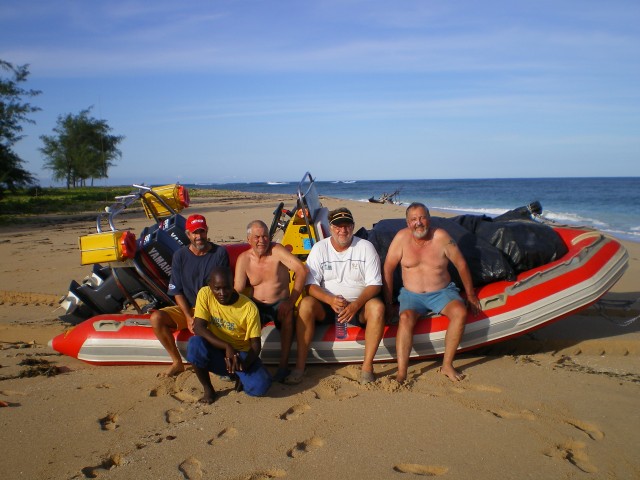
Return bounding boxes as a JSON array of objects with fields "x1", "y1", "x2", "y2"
[{"x1": 167, "y1": 242, "x2": 229, "y2": 307}]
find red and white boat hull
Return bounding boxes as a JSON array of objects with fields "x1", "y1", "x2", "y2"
[{"x1": 50, "y1": 227, "x2": 628, "y2": 366}]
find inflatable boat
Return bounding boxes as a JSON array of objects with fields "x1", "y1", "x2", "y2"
[{"x1": 50, "y1": 173, "x2": 629, "y2": 365}]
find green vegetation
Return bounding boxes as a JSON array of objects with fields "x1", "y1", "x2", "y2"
[
  {"x1": 0, "y1": 186, "x2": 134, "y2": 220},
  {"x1": 0, "y1": 186, "x2": 240, "y2": 225},
  {"x1": 2, "y1": 58, "x2": 125, "y2": 197},
  {"x1": 0, "y1": 60, "x2": 41, "y2": 197},
  {"x1": 40, "y1": 107, "x2": 124, "y2": 188}
]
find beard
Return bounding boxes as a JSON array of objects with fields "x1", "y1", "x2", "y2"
[
  {"x1": 192, "y1": 239, "x2": 208, "y2": 251},
  {"x1": 412, "y1": 226, "x2": 428, "y2": 240},
  {"x1": 332, "y1": 233, "x2": 353, "y2": 248}
]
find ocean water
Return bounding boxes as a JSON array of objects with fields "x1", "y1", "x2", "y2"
[{"x1": 191, "y1": 177, "x2": 640, "y2": 243}]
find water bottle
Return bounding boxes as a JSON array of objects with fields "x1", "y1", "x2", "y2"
[
  {"x1": 335, "y1": 296, "x2": 348, "y2": 340},
  {"x1": 335, "y1": 318, "x2": 347, "y2": 340}
]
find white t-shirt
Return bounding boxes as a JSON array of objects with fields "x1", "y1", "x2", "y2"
[{"x1": 305, "y1": 236, "x2": 382, "y2": 302}]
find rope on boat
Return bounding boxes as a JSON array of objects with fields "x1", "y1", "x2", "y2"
[{"x1": 593, "y1": 298, "x2": 640, "y2": 327}]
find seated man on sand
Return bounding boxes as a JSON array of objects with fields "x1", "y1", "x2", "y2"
[
  {"x1": 383, "y1": 202, "x2": 481, "y2": 383},
  {"x1": 187, "y1": 266, "x2": 272, "y2": 403},
  {"x1": 285, "y1": 208, "x2": 385, "y2": 385},
  {"x1": 150, "y1": 214, "x2": 229, "y2": 377},
  {"x1": 234, "y1": 220, "x2": 308, "y2": 383}
]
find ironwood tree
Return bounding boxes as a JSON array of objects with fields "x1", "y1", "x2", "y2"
[
  {"x1": 40, "y1": 107, "x2": 124, "y2": 188},
  {"x1": 0, "y1": 60, "x2": 41, "y2": 198}
]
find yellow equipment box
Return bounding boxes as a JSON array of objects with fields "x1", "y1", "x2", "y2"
[
  {"x1": 141, "y1": 184, "x2": 190, "y2": 219},
  {"x1": 79, "y1": 231, "x2": 137, "y2": 265}
]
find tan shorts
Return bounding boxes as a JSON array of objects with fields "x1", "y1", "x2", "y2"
[{"x1": 161, "y1": 306, "x2": 194, "y2": 330}]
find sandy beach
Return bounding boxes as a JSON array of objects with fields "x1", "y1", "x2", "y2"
[{"x1": 1, "y1": 192, "x2": 639, "y2": 480}]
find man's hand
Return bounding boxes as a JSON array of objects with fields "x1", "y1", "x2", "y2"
[
  {"x1": 224, "y1": 345, "x2": 243, "y2": 373},
  {"x1": 333, "y1": 295, "x2": 353, "y2": 323},
  {"x1": 466, "y1": 294, "x2": 482, "y2": 315},
  {"x1": 384, "y1": 302, "x2": 398, "y2": 324},
  {"x1": 332, "y1": 294, "x2": 348, "y2": 313},
  {"x1": 277, "y1": 298, "x2": 295, "y2": 322},
  {"x1": 186, "y1": 315, "x2": 196, "y2": 334}
]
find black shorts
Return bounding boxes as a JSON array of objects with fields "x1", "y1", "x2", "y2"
[{"x1": 254, "y1": 300, "x2": 287, "y2": 329}]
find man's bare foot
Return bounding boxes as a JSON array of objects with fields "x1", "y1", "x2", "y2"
[
  {"x1": 197, "y1": 391, "x2": 217, "y2": 404},
  {"x1": 439, "y1": 365, "x2": 465, "y2": 382},
  {"x1": 158, "y1": 362, "x2": 185, "y2": 377},
  {"x1": 395, "y1": 373, "x2": 407, "y2": 383}
]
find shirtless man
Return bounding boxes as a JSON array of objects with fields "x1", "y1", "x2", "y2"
[
  {"x1": 383, "y1": 203, "x2": 481, "y2": 383},
  {"x1": 234, "y1": 220, "x2": 308, "y2": 382}
]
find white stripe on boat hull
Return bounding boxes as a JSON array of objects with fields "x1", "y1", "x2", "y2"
[{"x1": 64, "y1": 233, "x2": 628, "y2": 366}]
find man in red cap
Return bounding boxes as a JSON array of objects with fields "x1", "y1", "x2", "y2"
[{"x1": 150, "y1": 214, "x2": 229, "y2": 376}]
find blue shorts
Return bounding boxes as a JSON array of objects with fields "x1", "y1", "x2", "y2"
[
  {"x1": 398, "y1": 283, "x2": 462, "y2": 315},
  {"x1": 186, "y1": 336, "x2": 272, "y2": 397}
]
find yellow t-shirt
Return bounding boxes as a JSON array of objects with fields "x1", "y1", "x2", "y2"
[{"x1": 194, "y1": 287, "x2": 261, "y2": 352}]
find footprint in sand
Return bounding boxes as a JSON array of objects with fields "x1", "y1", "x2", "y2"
[
  {"x1": 393, "y1": 463, "x2": 449, "y2": 475},
  {"x1": 165, "y1": 407, "x2": 186, "y2": 424},
  {"x1": 240, "y1": 468, "x2": 287, "y2": 479},
  {"x1": 279, "y1": 403, "x2": 310, "y2": 420},
  {"x1": 546, "y1": 441, "x2": 597, "y2": 473},
  {"x1": 450, "y1": 383, "x2": 502, "y2": 394},
  {"x1": 287, "y1": 436, "x2": 324, "y2": 458},
  {"x1": 179, "y1": 456, "x2": 203, "y2": 480},
  {"x1": 565, "y1": 419, "x2": 604, "y2": 441},
  {"x1": 208, "y1": 426, "x2": 239, "y2": 444},
  {"x1": 172, "y1": 390, "x2": 201, "y2": 403},
  {"x1": 150, "y1": 372, "x2": 195, "y2": 399},
  {"x1": 471, "y1": 384, "x2": 502, "y2": 393},
  {"x1": 312, "y1": 386, "x2": 337, "y2": 400},
  {"x1": 488, "y1": 408, "x2": 536, "y2": 421},
  {"x1": 149, "y1": 378, "x2": 173, "y2": 397},
  {"x1": 78, "y1": 383, "x2": 113, "y2": 391},
  {"x1": 312, "y1": 376, "x2": 360, "y2": 400},
  {"x1": 99, "y1": 413, "x2": 119, "y2": 431},
  {"x1": 81, "y1": 453, "x2": 123, "y2": 478},
  {"x1": 0, "y1": 389, "x2": 26, "y2": 397},
  {"x1": 337, "y1": 390, "x2": 359, "y2": 400}
]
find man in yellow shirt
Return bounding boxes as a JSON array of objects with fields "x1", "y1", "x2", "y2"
[{"x1": 187, "y1": 266, "x2": 271, "y2": 403}]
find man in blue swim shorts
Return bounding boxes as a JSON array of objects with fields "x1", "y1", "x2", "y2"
[
  {"x1": 398, "y1": 282, "x2": 464, "y2": 316},
  {"x1": 383, "y1": 203, "x2": 482, "y2": 383},
  {"x1": 187, "y1": 266, "x2": 272, "y2": 403}
]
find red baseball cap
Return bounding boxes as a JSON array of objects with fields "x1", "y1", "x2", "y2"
[{"x1": 186, "y1": 214, "x2": 208, "y2": 232}]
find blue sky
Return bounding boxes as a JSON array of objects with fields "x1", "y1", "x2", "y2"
[{"x1": 2, "y1": 0, "x2": 639, "y2": 185}]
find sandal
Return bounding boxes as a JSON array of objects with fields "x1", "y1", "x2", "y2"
[
  {"x1": 272, "y1": 367, "x2": 291, "y2": 383},
  {"x1": 360, "y1": 370, "x2": 375, "y2": 385},
  {"x1": 283, "y1": 369, "x2": 305, "y2": 385}
]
